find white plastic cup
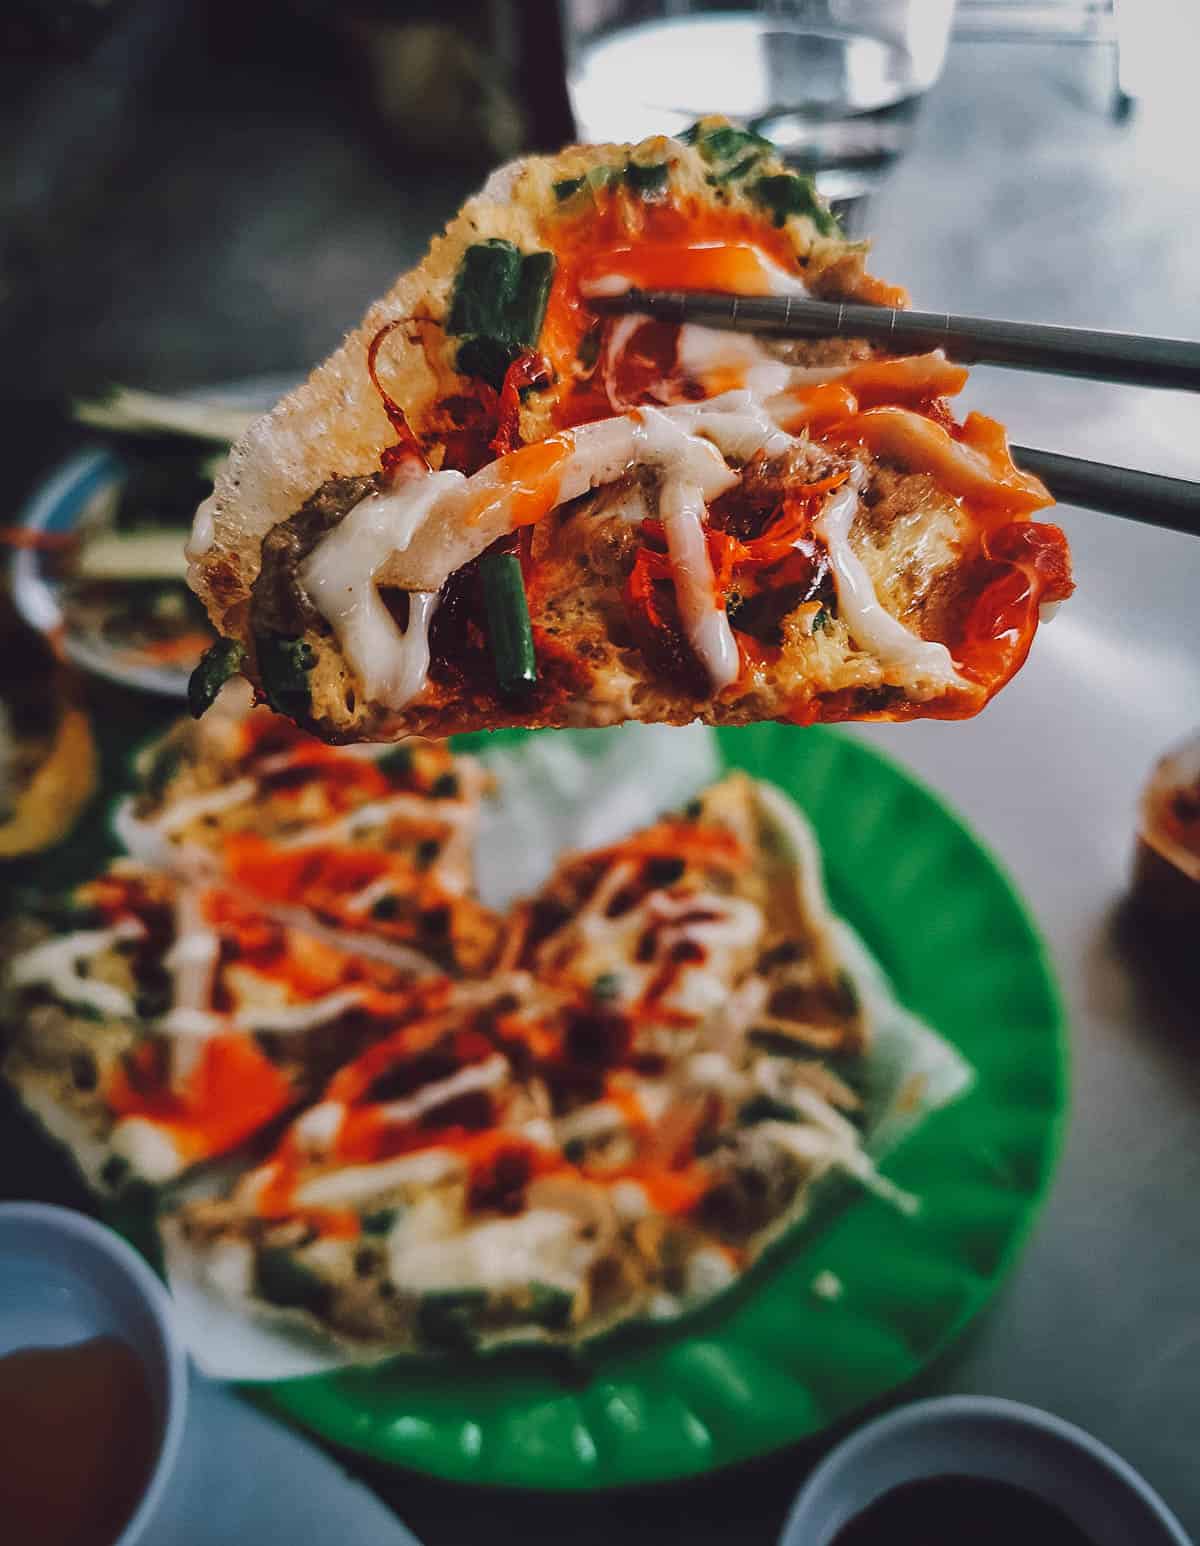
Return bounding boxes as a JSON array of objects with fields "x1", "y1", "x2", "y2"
[
  {"x1": 779, "y1": 1395, "x2": 1191, "y2": 1546},
  {"x1": 0, "y1": 1203, "x2": 189, "y2": 1546}
]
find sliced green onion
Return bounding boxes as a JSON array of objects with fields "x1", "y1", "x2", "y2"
[
  {"x1": 696, "y1": 124, "x2": 771, "y2": 167},
  {"x1": 376, "y1": 743, "x2": 413, "y2": 779},
  {"x1": 737, "y1": 1093, "x2": 800, "y2": 1127},
  {"x1": 255, "y1": 1248, "x2": 330, "y2": 1316},
  {"x1": 591, "y1": 971, "x2": 623, "y2": 1002},
  {"x1": 508, "y1": 250, "x2": 556, "y2": 350},
  {"x1": 256, "y1": 633, "x2": 315, "y2": 721},
  {"x1": 480, "y1": 551, "x2": 537, "y2": 697},
  {"x1": 417, "y1": 1288, "x2": 489, "y2": 1351},
  {"x1": 187, "y1": 637, "x2": 245, "y2": 719},
  {"x1": 525, "y1": 1282, "x2": 574, "y2": 1330},
  {"x1": 446, "y1": 239, "x2": 524, "y2": 338},
  {"x1": 447, "y1": 241, "x2": 557, "y2": 389},
  {"x1": 624, "y1": 160, "x2": 670, "y2": 198},
  {"x1": 361, "y1": 1207, "x2": 400, "y2": 1236},
  {"x1": 750, "y1": 172, "x2": 840, "y2": 236}
]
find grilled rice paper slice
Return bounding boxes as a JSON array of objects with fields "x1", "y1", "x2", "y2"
[
  {"x1": 167, "y1": 777, "x2": 901, "y2": 1355},
  {"x1": 188, "y1": 117, "x2": 1071, "y2": 743},
  {"x1": 1, "y1": 865, "x2": 417, "y2": 1192},
  {"x1": 119, "y1": 687, "x2": 501, "y2": 976}
]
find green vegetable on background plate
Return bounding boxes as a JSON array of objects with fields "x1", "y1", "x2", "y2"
[
  {"x1": 417, "y1": 1288, "x2": 489, "y2": 1351},
  {"x1": 256, "y1": 1248, "x2": 331, "y2": 1317}
]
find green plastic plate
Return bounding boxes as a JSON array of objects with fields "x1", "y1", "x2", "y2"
[{"x1": 255, "y1": 723, "x2": 1066, "y2": 1489}]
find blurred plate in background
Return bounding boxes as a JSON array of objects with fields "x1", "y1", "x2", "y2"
[
  {"x1": 10, "y1": 377, "x2": 292, "y2": 699},
  {"x1": 258, "y1": 724, "x2": 1066, "y2": 1489}
]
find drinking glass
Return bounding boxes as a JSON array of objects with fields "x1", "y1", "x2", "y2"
[{"x1": 560, "y1": 0, "x2": 958, "y2": 201}]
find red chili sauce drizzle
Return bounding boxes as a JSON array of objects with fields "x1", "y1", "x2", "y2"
[
  {"x1": 491, "y1": 350, "x2": 553, "y2": 456},
  {"x1": 367, "y1": 319, "x2": 431, "y2": 476}
]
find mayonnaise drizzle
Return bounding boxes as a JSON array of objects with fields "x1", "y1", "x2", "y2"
[
  {"x1": 813, "y1": 471, "x2": 962, "y2": 699},
  {"x1": 8, "y1": 921, "x2": 144, "y2": 1019},
  {"x1": 677, "y1": 324, "x2": 794, "y2": 397},
  {"x1": 298, "y1": 469, "x2": 462, "y2": 711},
  {"x1": 164, "y1": 887, "x2": 222, "y2": 1088},
  {"x1": 634, "y1": 406, "x2": 741, "y2": 690}
]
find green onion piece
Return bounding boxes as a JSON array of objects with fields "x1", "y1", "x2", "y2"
[
  {"x1": 525, "y1": 1282, "x2": 574, "y2": 1331},
  {"x1": 414, "y1": 837, "x2": 441, "y2": 870},
  {"x1": 625, "y1": 160, "x2": 670, "y2": 198},
  {"x1": 681, "y1": 121, "x2": 773, "y2": 182},
  {"x1": 141, "y1": 738, "x2": 183, "y2": 803},
  {"x1": 508, "y1": 251, "x2": 556, "y2": 352},
  {"x1": 361, "y1": 1207, "x2": 400, "y2": 1236},
  {"x1": 750, "y1": 172, "x2": 840, "y2": 236},
  {"x1": 576, "y1": 327, "x2": 602, "y2": 371},
  {"x1": 417, "y1": 1288, "x2": 489, "y2": 1351},
  {"x1": 835, "y1": 967, "x2": 861, "y2": 1015},
  {"x1": 100, "y1": 1154, "x2": 130, "y2": 1190},
  {"x1": 453, "y1": 336, "x2": 514, "y2": 392},
  {"x1": 480, "y1": 552, "x2": 537, "y2": 697},
  {"x1": 591, "y1": 971, "x2": 622, "y2": 1002},
  {"x1": 698, "y1": 125, "x2": 771, "y2": 170},
  {"x1": 377, "y1": 744, "x2": 413, "y2": 780},
  {"x1": 446, "y1": 239, "x2": 524, "y2": 338},
  {"x1": 554, "y1": 166, "x2": 619, "y2": 203},
  {"x1": 257, "y1": 633, "x2": 316, "y2": 721},
  {"x1": 187, "y1": 637, "x2": 245, "y2": 719},
  {"x1": 737, "y1": 1093, "x2": 800, "y2": 1127},
  {"x1": 255, "y1": 1248, "x2": 331, "y2": 1316},
  {"x1": 447, "y1": 241, "x2": 557, "y2": 389},
  {"x1": 747, "y1": 1027, "x2": 811, "y2": 1059}
]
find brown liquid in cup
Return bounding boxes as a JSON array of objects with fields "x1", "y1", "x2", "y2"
[
  {"x1": 830, "y1": 1475, "x2": 1096, "y2": 1546},
  {"x1": 0, "y1": 1336, "x2": 158, "y2": 1546}
]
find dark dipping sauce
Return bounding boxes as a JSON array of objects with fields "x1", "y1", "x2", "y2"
[
  {"x1": 0, "y1": 1336, "x2": 158, "y2": 1546},
  {"x1": 831, "y1": 1476, "x2": 1097, "y2": 1546}
]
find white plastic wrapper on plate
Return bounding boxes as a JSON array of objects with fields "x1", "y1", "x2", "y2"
[{"x1": 160, "y1": 724, "x2": 972, "y2": 1381}]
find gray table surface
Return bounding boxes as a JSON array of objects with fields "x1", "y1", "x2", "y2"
[{"x1": 3, "y1": 16, "x2": 1198, "y2": 1544}]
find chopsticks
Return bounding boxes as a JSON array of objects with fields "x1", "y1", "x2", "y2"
[
  {"x1": 593, "y1": 288, "x2": 1200, "y2": 535},
  {"x1": 1009, "y1": 447, "x2": 1200, "y2": 539},
  {"x1": 594, "y1": 290, "x2": 1200, "y2": 392}
]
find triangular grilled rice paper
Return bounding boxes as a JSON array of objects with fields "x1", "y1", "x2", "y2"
[{"x1": 188, "y1": 118, "x2": 1071, "y2": 743}]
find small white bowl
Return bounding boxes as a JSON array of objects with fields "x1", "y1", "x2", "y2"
[
  {"x1": 779, "y1": 1396, "x2": 1191, "y2": 1546},
  {"x1": 0, "y1": 1202, "x2": 189, "y2": 1546}
]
